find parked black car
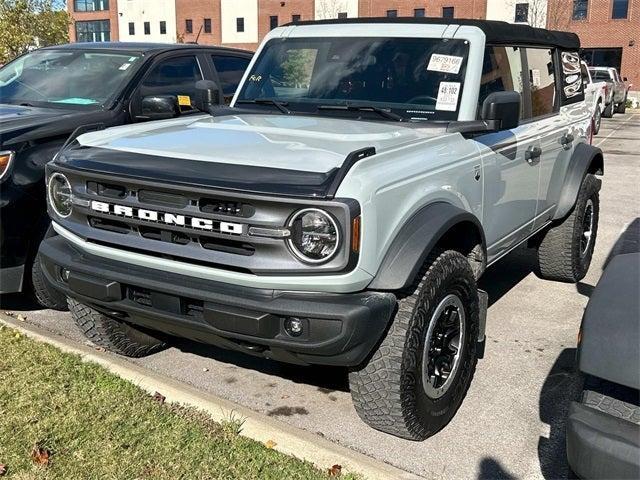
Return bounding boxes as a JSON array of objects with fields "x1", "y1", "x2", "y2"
[
  {"x1": 0, "y1": 42, "x2": 253, "y2": 308},
  {"x1": 567, "y1": 247, "x2": 640, "y2": 478}
]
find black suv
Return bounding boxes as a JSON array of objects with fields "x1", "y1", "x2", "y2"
[{"x1": 0, "y1": 42, "x2": 252, "y2": 308}]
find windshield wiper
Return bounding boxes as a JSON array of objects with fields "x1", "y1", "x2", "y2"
[
  {"x1": 236, "y1": 98, "x2": 290, "y2": 114},
  {"x1": 318, "y1": 104, "x2": 404, "y2": 122}
]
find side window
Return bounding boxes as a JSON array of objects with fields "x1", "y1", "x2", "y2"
[
  {"x1": 140, "y1": 55, "x2": 203, "y2": 112},
  {"x1": 211, "y1": 55, "x2": 251, "y2": 102},
  {"x1": 524, "y1": 48, "x2": 556, "y2": 118},
  {"x1": 478, "y1": 46, "x2": 526, "y2": 120}
]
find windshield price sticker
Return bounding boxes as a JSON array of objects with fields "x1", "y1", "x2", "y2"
[
  {"x1": 436, "y1": 82, "x2": 461, "y2": 111},
  {"x1": 177, "y1": 95, "x2": 192, "y2": 106},
  {"x1": 427, "y1": 54, "x2": 463, "y2": 74}
]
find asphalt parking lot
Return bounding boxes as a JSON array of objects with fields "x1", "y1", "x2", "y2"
[{"x1": 3, "y1": 112, "x2": 639, "y2": 479}]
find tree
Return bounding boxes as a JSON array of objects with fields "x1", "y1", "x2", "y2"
[
  {"x1": 0, "y1": 0, "x2": 71, "y2": 64},
  {"x1": 545, "y1": 0, "x2": 572, "y2": 30},
  {"x1": 315, "y1": 0, "x2": 350, "y2": 20}
]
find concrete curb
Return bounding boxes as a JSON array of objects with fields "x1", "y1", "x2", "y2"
[{"x1": 0, "y1": 314, "x2": 422, "y2": 480}]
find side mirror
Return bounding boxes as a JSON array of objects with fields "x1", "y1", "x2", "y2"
[
  {"x1": 138, "y1": 95, "x2": 179, "y2": 121},
  {"x1": 195, "y1": 79, "x2": 221, "y2": 112},
  {"x1": 481, "y1": 91, "x2": 521, "y2": 131}
]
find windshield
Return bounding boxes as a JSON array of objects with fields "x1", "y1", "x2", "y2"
[
  {"x1": 236, "y1": 37, "x2": 470, "y2": 121},
  {"x1": 0, "y1": 49, "x2": 143, "y2": 109}
]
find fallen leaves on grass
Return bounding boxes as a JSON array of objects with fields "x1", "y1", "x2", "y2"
[
  {"x1": 327, "y1": 464, "x2": 342, "y2": 477},
  {"x1": 152, "y1": 392, "x2": 166, "y2": 405},
  {"x1": 0, "y1": 463, "x2": 7, "y2": 476},
  {"x1": 264, "y1": 440, "x2": 277, "y2": 449},
  {"x1": 30, "y1": 445, "x2": 51, "y2": 466}
]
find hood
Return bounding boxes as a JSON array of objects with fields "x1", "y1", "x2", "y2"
[
  {"x1": 0, "y1": 103, "x2": 79, "y2": 146},
  {"x1": 75, "y1": 113, "x2": 440, "y2": 174}
]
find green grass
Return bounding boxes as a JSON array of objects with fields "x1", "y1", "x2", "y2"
[{"x1": 0, "y1": 326, "x2": 355, "y2": 479}]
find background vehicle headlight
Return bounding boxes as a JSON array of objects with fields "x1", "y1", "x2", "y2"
[
  {"x1": 288, "y1": 208, "x2": 340, "y2": 264},
  {"x1": 48, "y1": 172, "x2": 73, "y2": 218}
]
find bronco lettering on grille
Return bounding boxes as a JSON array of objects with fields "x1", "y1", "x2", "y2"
[{"x1": 90, "y1": 201, "x2": 244, "y2": 234}]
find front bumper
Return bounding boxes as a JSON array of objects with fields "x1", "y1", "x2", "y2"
[
  {"x1": 39, "y1": 235, "x2": 396, "y2": 366},
  {"x1": 566, "y1": 401, "x2": 640, "y2": 479}
]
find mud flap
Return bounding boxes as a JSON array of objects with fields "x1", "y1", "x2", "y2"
[{"x1": 477, "y1": 289, "x2": 488, "y2": 359}]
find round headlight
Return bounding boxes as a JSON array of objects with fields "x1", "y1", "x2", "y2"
[
  {"x1": 48, "y1": 172, "x2": 73, "y2": 218},
  {"x1": 288, "y1": 208, "x2": 340, "y2": 264}
]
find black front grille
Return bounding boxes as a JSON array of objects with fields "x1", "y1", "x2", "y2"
[
  {"x1": 139, "y1": 226, "x2": 191, "y2": 245},
  {"x1": 89, "y1": 216, "x2": 131, "y2": 234}
]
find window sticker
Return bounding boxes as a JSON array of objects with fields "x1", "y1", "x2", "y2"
[
  {"x1": 531, "y1": 69, "x2": 541, "y2": 87},
  {"x1": 427, "y1": 54, "x2": 463, "y2": 74},
  {"x1": 435, "y1": 82, "x2": 461, "y2": 111},
  {"x1": 119, "y1": 63, "x2": 131, "y2": 71},
  {"x1": 177, "y1": 95, "x2": 192, "y2": 106}
]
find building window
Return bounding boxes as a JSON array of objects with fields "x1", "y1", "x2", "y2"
[
  {"x1": 204, "y1": 18, "x2": 211, "y2": 33},
  {"x1": 144, "y1": 21, "x2": 150, "y2": 35},
  {"x1": 74, "y1": 0, "x2": 108, "y2": 12},
  {"x1": 612, "y1": 0, "x2": 629, "y2": 19},
  {"x1": 515, "y1": 3, "x2": 529, "y2": 22},
  {"x1": 270, "y1": 15, "x2": 278, "y2": 30},
  {"x1": 414, "y1": 8, "x2": 425, "y2": 17},
  {"x1": 572, "y1": 0, "x2": 588, "y2": 20},
  {"x1": 185, "y1": 19, "x2": 193, "y2": 34},
  {"x1": 442, "y1": 7, "x2": 455, "y2": 18},
  {"x1": 236, "y1": 17, "x2": 245, "y2": 32},
  {"x1": 338, "y1": 12, "x2": 348, "y2": 18},
  {"x1": 75, "y1": 20, "x2": 110, "y2": 42},
  {"x1": 159, "y1": 21, "x2": 166, "y2": 34},
  {"x1": 292, "y1": 14, "x2": 301, "y2": 22},
  {"x1": 386, "y1": 10, "x2": 398, "y2": 18},
  {"x1": 128, "y1": 22, "x2": 135, "y2": 35}
]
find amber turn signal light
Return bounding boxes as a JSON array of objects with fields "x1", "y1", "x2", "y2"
[
  {"x1": 0, "y1": 151, "x2": 15, "y2": 181},
  {"x1": 351, "y1": 216, "x2": 361, "y2": 253}
]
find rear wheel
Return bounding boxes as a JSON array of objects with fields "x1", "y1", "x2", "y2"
[
  {"x1": 616, "y1": 96, "x2": 627, "y2": 114},
  {"x1": 536, "y1": 174, "x2": 600, "y2": 282},
  {"x1": 602, "y1": 102, "x2": 614, "y2": 118},
  {"x1": 69, "y1": 299, "x2": 167, "y2": 357},
  {"x1": 349, "y1": 250, "x2": 479, "y2": 440}
]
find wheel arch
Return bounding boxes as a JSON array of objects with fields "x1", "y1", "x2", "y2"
[
  {"x1": 368, "y1": 202, "x2": 486, "y2": 291},
  {"x1": 553, "y1": 143, "x2": 604, "y2": 221}
]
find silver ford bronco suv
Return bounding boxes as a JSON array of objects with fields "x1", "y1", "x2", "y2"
[{"x1": 40, "y1": 18, "x2": 604, "y2": 440}]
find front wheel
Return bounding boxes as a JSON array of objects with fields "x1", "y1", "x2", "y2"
[
  {"x1": 69, "y1": 299, "x2": 167, "y2": 357},
  {"x1": 349, "y1": 250, "x2": 479, "y2": 440},
  {"x1": 536, "y1": 174, "x2": 600, "y2": 283}
]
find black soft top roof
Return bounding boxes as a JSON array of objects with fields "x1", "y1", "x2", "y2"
[{"x1": 287, "y1": 17, "x2": 580, "y2": 50}]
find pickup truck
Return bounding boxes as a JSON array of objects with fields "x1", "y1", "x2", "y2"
[
  {"x1": 589, "y1": 66, "x2": 631, "y2": 116},
  {"x1": 581, "y1": 61, "x2": 609, "y2": 135},
  {"x1": 0, "y1": 42, "x2": 252, "y2": 309}
]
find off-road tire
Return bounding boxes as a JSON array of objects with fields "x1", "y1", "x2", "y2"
[
  {"x1": 349, "y1": 250, "x2": 479, "y2": 440},
  {"x1": 30, "y1": 254, "x2": 68, "y2": 310},
  {"x1": 616, "y1": 97, "x2": 627, "y2": 114},
  {"x1": 536, "y1": 174, "x2": 600, "y2": 283},
  {"x1": 602, "y1": 102, "x2": 614, "y2": 118},
  {"x1": 68, "y1": 298, "x2": 167, "y2": 357},
  {"x1": 593, "y1": 102, "x2": 602, "y2": 135}
]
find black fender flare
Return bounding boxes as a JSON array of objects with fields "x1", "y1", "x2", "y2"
[
  {"x1": 553, "y1": 142, "x2": 604, "y2": 220},
  {"x1": 368, "y1": 202, "x2": 486, "y2": 291}
]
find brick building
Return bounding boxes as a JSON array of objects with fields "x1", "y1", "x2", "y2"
[
  {"x1": 357, "y1": 0, "x2": 487, "y2": 19},
  {"x1": 68, "y1": 0, "x2": 119, "y2": 43},
  {"x1": 547, "y1": 0, "x2": 639, "y2": 92}
]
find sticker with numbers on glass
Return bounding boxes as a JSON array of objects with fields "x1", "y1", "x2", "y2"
[
  {"x1": 177, "y1": 95, "x2": 191, "y2": 106},
  {"x1": 435, "y1": 82, "x2": 461, "y2": 111},
  {"x1": 427, "y1": 54, "x2": 463, "y2": 74}
]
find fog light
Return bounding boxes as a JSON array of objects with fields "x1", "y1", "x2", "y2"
[
  {"x1": 61, "y1": 268, "x2": 70, "y2": 283},
  {"x1": 284, "y1": 317, "x2": 304, "y2": 337}
]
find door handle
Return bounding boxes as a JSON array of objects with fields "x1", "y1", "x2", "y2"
[
  {"x1": 561, "y1": 133, "x2": 575, "y2": 146},
  {"x1": 525, "y1": 146, "x2": 542, "y2": 165}
]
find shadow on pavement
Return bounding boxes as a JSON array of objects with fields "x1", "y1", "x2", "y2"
[
  {"x1": 477, "y1": 458, "x2": 517, "y2": 479},
  {"x1": 479, "y1": 246, "x2": 538, "y2": 307},
  {"x1": 602, "y1": 217, "x2": 640, "y2": 270},
  {"x1": 537, "y1": 347, "x2": 578, "y2": 480},
  {"x1": 171, "y1": 336, "x2": 350, "y2": 392}
]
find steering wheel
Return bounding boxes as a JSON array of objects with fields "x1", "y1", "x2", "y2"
[{"x1": 406, "y1": 95, "x2": 438, "y2": 105}]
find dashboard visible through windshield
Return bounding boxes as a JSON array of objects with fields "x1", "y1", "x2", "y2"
[
  {"x1": 236, "y1": 36, "x2": 470, "y2": 121},
  {"x1": 0, "y1": 49, "x2": 143, "y2": 109}
]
